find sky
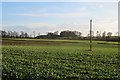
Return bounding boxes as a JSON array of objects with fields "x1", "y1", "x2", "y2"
[
  {"x1": 1, "y1": 2, "x2": 118, "y2": 36},
  {"x1": 1, "y1": 0, "x2": 119, "y2": 2}
]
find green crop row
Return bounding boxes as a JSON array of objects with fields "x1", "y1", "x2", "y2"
[{"x1": 2, "y1": 39, "x2": 120, "y2": 80}]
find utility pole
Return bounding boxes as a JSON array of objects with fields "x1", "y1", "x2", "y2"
[{"x1": 90, "y1": 19, "x2": 92, "y2": 51}]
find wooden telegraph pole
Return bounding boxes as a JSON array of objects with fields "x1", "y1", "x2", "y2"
[{"x1": 90, "y1": 19, "x2": 92, "y2": 51}]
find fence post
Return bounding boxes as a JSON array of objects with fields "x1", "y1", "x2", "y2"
[{"x1": 90, "y1": 19, "x2": 92, "y2": 51}]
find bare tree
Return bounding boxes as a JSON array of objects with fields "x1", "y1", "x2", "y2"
[
  {"x1": 20, "y1": 31, "x2": 25, "y2": 38},
  {"x1": 38, "y1": 33, "x2": 40, "y2": 36},
  {"x1": 25, "y1": 32, "x2": 29, "y2": 38},
  {"x1": 96, "y1": 31, "x2": 101, "y2": 38},
  {"x1": 7, "y1": 31, "x2": 12, "y2": 37},
  {"x1": 0, "y1": 30, "x2": 7, "y2": 37},
  {"x1": 107, "y1": 32, "x2": 112, "y2": 38},
  {"x1": 33, "y1": 31, "x2": 35, "y2": 38},
  {"x1": 13, "y1": 31, "x2": 19, "y2": 37},
  {"x1": 102, "y1": 31, "x2": 106, "y2": 38}
]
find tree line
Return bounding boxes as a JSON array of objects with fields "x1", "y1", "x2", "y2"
[
  {"x1": 0, "y1": 31, "x2": 29, "y2": 38},
  {"x1": 0, "y1": 30, "x2": 119, "y2": 42}
]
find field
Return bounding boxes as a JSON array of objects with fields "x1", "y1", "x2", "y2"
[{"x1": 2, "y1": 38, "x2": 120, "y2": 80}]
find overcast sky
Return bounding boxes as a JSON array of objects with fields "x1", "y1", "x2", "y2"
[{"x1": 1, "y1": 2, "x2": 118, "y2": 36}]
